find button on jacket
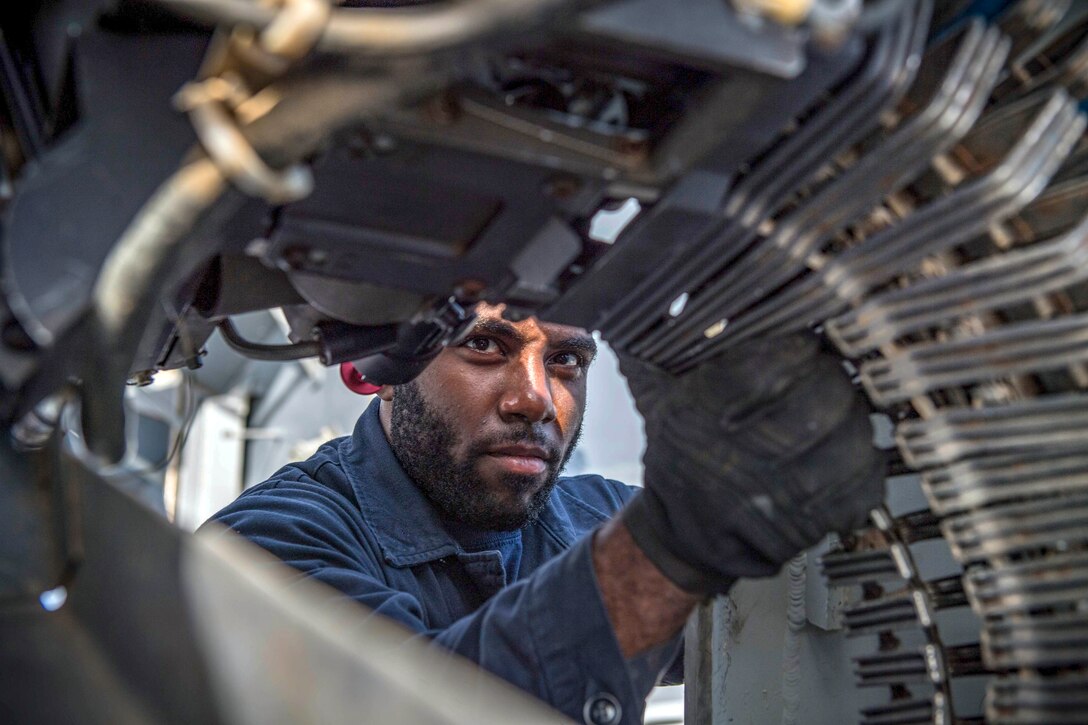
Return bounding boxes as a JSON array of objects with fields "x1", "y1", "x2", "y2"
[{"x1": 208, "y1": 400, "x2": 677, "y2": 723}]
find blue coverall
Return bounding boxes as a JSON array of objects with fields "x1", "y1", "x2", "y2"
[{"x1": 209, "y1": 399, "x2": 682, "y2": 724}]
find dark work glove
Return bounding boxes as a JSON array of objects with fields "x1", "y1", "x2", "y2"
[{"x1": 618, "y1": 334, "x2": 884, "y2": 595}]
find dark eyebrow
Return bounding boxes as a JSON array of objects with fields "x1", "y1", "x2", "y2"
[
  {"x1": 471, "y1": 317, "x2": 524, "y2": 342},
  {"x1": 468, "y1": 318, "x2": 598, "y2": 361}
]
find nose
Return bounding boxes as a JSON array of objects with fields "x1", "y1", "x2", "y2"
[{"x1": 498, "y1": 355, "x2": 557, "y2": 424}]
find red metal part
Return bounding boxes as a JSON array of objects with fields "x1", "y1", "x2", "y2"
[{"x1": 339, "y1": 362, "x2": 382, "y2": 395}]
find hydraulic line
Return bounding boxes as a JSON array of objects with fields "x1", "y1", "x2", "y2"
[
  {"x1": 157, "y1": 0, "x2": 599, "y2": 55},
  {"x1": 218, "y1": 318, "x2": 323, "y2": 362},
  {"x1": 82, "y1": 159, "x2": 228, "y2": 464}
]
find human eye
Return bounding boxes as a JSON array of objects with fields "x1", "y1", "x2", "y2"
[
  {"x1": 461, "y1": 336, "x2": 502, "y2": 355},
  {"x1": 549, "y1": 351, "x2": 586, "y2": 369}
]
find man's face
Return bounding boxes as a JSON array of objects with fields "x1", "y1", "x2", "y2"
[{"x1": 379, "y1": 304, "x2": 596, "y2": 530}]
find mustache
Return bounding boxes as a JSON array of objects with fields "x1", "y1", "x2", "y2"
[{"x1": 469, "y1": 426, "x2": 562, "y2": 464}]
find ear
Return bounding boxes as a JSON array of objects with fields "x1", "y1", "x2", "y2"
[{"x1": 376, "y1": 385, "x2": 395, "y2": 402}]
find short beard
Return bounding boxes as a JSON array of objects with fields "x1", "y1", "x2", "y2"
[{"x1": 388, "y1": 381, "x2": 581, "y2": 531}]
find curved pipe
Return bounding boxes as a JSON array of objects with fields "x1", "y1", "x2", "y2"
[
  {"x1": 81, "y1": 159, "x2": 227, "y2": 464},
  {"x1": 158, "y1": 0, "x2": 599, "y2": 55},
  {"x1": 218, "y1": 318, "x2": 324, "y2": 361}
]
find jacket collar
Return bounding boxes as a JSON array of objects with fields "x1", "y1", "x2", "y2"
[{"x1": 341, "y1": 399, "x2": 578, "y2": 568}]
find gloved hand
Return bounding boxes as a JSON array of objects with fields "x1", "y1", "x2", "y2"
[{"x1": 618, "y1": 334, "x2": 884, "y2": 595}]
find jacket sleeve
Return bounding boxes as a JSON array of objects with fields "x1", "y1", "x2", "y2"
[{"x1": 206, "y1": 480, "x2": 670, "y2": 724}]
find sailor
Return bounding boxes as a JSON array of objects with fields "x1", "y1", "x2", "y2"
[{"x1": 208, "y1": 302, "x2": 882, "y2": 724}]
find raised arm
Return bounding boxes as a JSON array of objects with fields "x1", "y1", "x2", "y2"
[{"x1": 595, "y1": 334, "x2": 884, "y2": 656}]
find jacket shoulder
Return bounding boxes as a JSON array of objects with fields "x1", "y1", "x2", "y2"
[
  {"x1": 554, "y1": 474, "x2": 638, "y2": 523},
  {"x1": 203, "y1": 438, "x2": 362, "y2": 542}
]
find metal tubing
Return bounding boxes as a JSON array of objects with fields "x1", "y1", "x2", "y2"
[
  {"x1": 827, "y1": 200, "x2": 1088, "y2": 356},
  {"x1": 860, "y1": 311, "x2": 1088, "y2": 406},
  {"x1": 672, "y1": 89, "x2": 1085, "y2": 372},
  {"x1": 602, "y1": 1, "x2": 928, "y2": 348},
  {"x1": 633, "y1": 21, "x2": 1006, "y2": 364},
  {"x1": 897, "y1": 393, "x2": 1088, "y2": 469},
  {"x1": 159, "y1": 0, "x2": 595, "y2": 55},
  {"x1": 81, "y1": 160, "x2": 227, "y2": 463}
]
